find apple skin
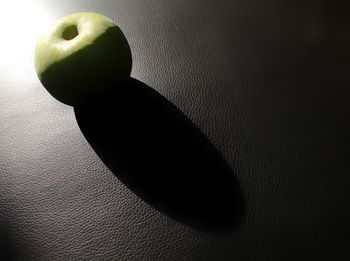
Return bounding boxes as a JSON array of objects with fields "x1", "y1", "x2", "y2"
[{"x1": 34, "y1": 12, "x2": 132, "y2": 106}]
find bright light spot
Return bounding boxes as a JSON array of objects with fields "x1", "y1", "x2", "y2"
[{"x1": 0, "y1": 1, "x2": 53, "y2": 80}]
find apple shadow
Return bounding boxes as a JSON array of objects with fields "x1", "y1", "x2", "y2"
[{"x1": 74, "y1": 78, "x2": 245, "y2": 232}]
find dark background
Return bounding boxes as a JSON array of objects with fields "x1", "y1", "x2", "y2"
[{"x1": 0, "y1": 0, "x2": 349, "y2": 260}]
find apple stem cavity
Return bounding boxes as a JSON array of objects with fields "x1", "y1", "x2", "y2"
[{"x1": 62, "y1": 24, "x2": 79, "y2": 40}]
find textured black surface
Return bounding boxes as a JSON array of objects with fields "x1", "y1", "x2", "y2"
[{"x1": 1, "y1": 0, "x2": 349, "y2": 260}]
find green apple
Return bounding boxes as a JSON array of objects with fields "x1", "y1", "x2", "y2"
[{"x1": 34, "y1": 12, "x2": 132, "y2": 106}]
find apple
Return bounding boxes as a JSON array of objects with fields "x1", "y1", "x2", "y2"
[{"x1": 34, "y1": 12, "x2": 132, "y2": 106}]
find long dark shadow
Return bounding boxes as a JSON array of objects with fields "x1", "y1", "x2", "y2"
[{"x1": 74, "y1": 77, "x2": 245, "y2": 232}]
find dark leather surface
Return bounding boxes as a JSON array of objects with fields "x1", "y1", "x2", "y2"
[{"x1": 1, "y1": 0, "x2": 349, "y2": 260}]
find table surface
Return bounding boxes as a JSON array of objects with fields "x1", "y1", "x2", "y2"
[{"x1": 0, "y1": 0, "x2": 349, "y2": 260}]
